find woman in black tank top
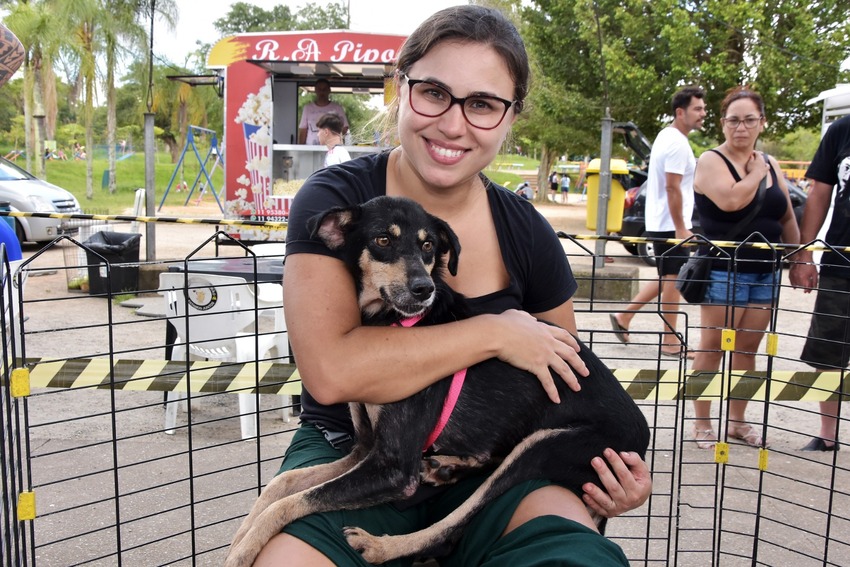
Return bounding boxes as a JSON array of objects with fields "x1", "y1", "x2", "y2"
[{"x1": 690, "y1": 87, "x2": 799, "y2": 451}]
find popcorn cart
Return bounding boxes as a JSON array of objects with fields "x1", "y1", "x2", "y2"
[{"x1": 206, "y1": 30, "x2": 406, "y2": 242}]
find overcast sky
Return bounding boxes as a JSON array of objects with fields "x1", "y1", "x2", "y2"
[{"x1": 155, "y1": 0, "x2": 464, "y2": 66}]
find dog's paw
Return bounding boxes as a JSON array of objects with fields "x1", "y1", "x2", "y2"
[
  {"x1": 420, "y1": 455, "x2": 482, "y2": 485},
  {"x1": 344, "y1": 526, "x2": 389, "y2": 564},
  {"x1": 223, "y1": 539, "x2": 262, "y2": 567}
]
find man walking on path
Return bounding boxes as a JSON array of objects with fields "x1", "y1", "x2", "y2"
[
  {"x1": 789, "y1": 114, "x2": 850, "y2": 452},
  {"x1": 610, "y1": 86, "x2": 706, "y2": 358}
]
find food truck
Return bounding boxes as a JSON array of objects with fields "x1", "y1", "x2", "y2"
[{"x1": 206, "y1": 30, "x2": 407, "y2": 241}]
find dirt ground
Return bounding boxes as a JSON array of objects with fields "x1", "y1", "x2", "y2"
[
  {"x1": 13, "y1": 197, "x2": 835, "y2": 458},
  {"x1": 8, "y1": 197, "x2": 848, "y2": 566}
]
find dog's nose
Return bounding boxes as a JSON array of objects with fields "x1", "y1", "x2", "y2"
[{"x1": 409, "y1": 278, "x2": 435, "y2": 301}]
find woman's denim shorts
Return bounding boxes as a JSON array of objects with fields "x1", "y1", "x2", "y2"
[{"x1": 705, "y1": 269, "x2": 780, "y2": 306}]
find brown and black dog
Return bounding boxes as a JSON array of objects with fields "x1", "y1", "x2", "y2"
[{"x1": 226, "y1": 195, "x2": 650, "y2": 566}]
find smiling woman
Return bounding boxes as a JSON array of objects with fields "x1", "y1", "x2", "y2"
[{"x1": 227, "y1": 5, "x2": 653, "y2": 567}]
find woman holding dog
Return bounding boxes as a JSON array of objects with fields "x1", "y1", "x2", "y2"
[
  {"x1": 690, "y1": 87, "x2": 799, "y2": 449},
  {"x1": 261, "y1": 6, "x2": 651, "y2": 565}
]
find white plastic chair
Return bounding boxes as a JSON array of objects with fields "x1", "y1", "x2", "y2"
[
  {"x1": 159, "y1": 271, "x2": 290, "y2": 438},
  {"x1": 249, "y1": 242, "x2": 286, "y2": 259}
]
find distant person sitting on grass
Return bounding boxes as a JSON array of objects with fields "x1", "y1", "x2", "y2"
[{"x1": 515, "y1": 181, "x2": 533, "y2": 200}]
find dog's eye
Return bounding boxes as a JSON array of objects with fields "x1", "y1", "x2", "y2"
[
  {"x1": 375, "y1": 236, "x2": 390, "y2": 247},
  {"x1": 422, "y1": 241, "x2": 434, "y2": 253}
]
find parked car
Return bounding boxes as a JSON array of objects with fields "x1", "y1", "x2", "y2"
[
  {"x1": 611, "y1": 122, "x2": 807, "y2": 266},
  {"x1": 0, "y1": 157, "x2": 82, "y2": 245},
  {"x1": 619, "y1": 178, "x2": 808, "y2": 266}
]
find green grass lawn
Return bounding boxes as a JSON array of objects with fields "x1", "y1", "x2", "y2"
[
  {"x1": 35, "y1": 152, "x2": 541, "y2": 214},
  {"x1": 41, "y1": 151, "x2": 224, "y2": 214}
]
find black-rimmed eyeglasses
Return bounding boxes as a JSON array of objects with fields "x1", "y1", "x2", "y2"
[
  {"x1": 401, "y1": 73, "x2": 516, "y2": 130},
  {"x1": 722, "y1": 116, "x2": 764, "y2": 129}
]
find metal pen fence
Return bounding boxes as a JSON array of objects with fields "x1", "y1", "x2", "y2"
[{"x1": 0, "y1": 228, "x2": 847, "y2": 566}]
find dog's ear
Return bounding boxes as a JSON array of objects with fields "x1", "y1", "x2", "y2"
[
  {"x1": 434, "y1": 218, "x2": 461, "y2": 276},
  {"x1": 307, "y1": 206, "x2": 360, "y2": 250}
]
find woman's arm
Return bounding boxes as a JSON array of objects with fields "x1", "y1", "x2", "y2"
[
  {"x1": 284, "y1": 254, "x2": 587, "y2": 406},
  {"x1": 768, "y1": 155, "x2": 801, "y2": 246}
]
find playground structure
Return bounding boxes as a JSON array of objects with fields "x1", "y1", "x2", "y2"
[{"x1": 157, "y1": 126, "x2": 225, "y2": 213}]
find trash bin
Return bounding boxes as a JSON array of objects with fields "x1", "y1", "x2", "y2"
[
  {"x1": 585, "y1": 158, "x2": 629, "y2": 232},
  {"x1": 83, "y1": 231, "x2": 141, "y2": 295}
]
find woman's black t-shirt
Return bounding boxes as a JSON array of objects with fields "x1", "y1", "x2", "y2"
[{"x1": 285, "y1": 151, "x2": 578, "y2": 435}]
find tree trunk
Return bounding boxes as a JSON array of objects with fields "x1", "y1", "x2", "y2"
[
  {"x1": 106, "y1": 48, "x2": 116, "y2": 194},
  {"x1": 30, "y1": 53, "x2": 46, "y2": 179},
  {"x1": 85, "y1": 68, "x2": 94, "y2": 200},
  {"x1": 535, "y1": 146, "x2": 559, "y2": 203}
]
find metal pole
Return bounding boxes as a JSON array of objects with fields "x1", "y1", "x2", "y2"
[
  {"x1": 595, "y1": 112, "x2": 613, "y2": 269},
  {"x1": 144, "y1": 112, "x2": 156, "y2": 261}
]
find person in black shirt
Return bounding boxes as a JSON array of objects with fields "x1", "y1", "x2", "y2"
[
  {"x1": 691, "y1": 87, "x2": 799, "y2": 450},
  {"x1": 790, "y1": 114, "x2": 850, "y2": 452}
]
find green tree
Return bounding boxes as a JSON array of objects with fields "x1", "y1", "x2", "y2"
[
  {"x1": 212, "y1": 1, "x2": 348, "y2": 35},
  {"x1": 522, "y1": 0, "x2": 850, "y2": 146},
  {"x1": 213, "y1": 2, "x2": 296, "y2": 35},
  {"x1": 4, "y1": 0, "x2": 63, "y2": 178}
]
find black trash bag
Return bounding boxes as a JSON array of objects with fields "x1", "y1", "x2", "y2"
[{"x1": 83, "y1": 231, "x2": 141, "y2": 295}]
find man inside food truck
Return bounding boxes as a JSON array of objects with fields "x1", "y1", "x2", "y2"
[{"x1": 298, "y1": 78, "x2": 349, "y2": 145}]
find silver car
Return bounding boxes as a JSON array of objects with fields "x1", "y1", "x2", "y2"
[{"x1": 0, "y1": 157, "x2": 82, "y2": 244}]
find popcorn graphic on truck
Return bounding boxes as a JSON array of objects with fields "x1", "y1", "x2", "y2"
[{"x1": 207, "y1": 30, "x2": 406, "y2": 242}]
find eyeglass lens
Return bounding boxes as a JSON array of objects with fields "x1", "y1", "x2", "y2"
[
  {"x1": 408, "y1": 80, "x2": 510, "y2": 129},
  {"x1": 724, "y1": 117, "x2": 762, "y2": 128}
]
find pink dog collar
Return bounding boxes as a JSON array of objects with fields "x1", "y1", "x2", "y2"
[{"x1": 395, "y1": 316, "x2": 466, "y2": 451}]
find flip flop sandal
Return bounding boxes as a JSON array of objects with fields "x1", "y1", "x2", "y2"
[
  {"x1": 609, "y1": 314, "x2": 630, "y2": 344},
  {"x1": 694, "y1": 428, "x2": 717, "y2": 450},
  {"x1": 729, "y1": 424, "x2": 769, "y2": 448},
  {"x1": 660, "y1": 349, "x2": 696, "y2": 360}
]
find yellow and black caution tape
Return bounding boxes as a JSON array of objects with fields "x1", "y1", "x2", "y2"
[
  {"x1": 3, "y1": 211, "x2": 845, "y2": 254},
  {"x1": 7, "y1": 357, "x2": 302, "y2": 396},
  {"x1": 556, "y1": 230, "x2": 848, "y2": 254},
  {"x1": 0, "y1": 210, "x2": 287, "y2": 229},
  {"x1": 5, "y1": 358, "x2": 848, "y2": 402}
]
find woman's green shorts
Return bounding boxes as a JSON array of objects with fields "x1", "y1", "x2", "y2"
[{"x1": 276, "y1": 424, "x2": 629, "y2": 566}]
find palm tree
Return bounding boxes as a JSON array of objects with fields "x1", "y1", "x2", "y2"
[
  {"x1": 101, "y1": 0, "x2": 176, "y2": 194},
  {"x1": 4, "y1": 0, "x2": 61, "y2": 179}
]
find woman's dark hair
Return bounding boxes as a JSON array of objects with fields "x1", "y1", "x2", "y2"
[
  {"x1": 671, "y1": 86, "x2": 705, "y2": 114},
  {"x1": 720, "y1": 86, "x2": 766, "y2": 117},
  {"x1": 316, "y1": 112, "x2": 344, "y2": 135},
  {"x1": 395, "y1": 5, "x2": 529, "y2": 113}
]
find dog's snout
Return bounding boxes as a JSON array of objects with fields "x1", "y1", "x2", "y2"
[{"x1": 410, "y1": 277, "x2": 435, "y2": 301}]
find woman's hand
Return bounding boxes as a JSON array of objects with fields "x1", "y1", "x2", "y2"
[
  {"x1": 493, "y1": 309, "x2": 588, "y2": 403},
  {"x1": 745, "y1": 151, "x2": 770, "y2": 178},
  {"x1": 581, "y1": 449, "x2": 652, "y2": 517}
]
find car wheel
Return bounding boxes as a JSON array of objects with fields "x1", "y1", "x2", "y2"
[
  {"x1": 637, "y1": 235, "x2": 657, "y2": 267},
  {"x1": 622, "y1": 242, "x2": 638, "y2": 255},
  {"x1": 14, "y1": 220, "x2": 26, "y2": 246}
]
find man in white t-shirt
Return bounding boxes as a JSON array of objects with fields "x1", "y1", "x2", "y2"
[
  {"x1": 611, "y1": 86, "x2": 706, "y2": 358},
  {"x1": 298, "y1": 78, "x2": 349, "y2": 145}
]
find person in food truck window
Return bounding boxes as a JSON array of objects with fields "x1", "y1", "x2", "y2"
[
  {"x1": 298, "y1": 78, "x2": 349, "y2": 145},
  {"x1": 316, "y1": 112, "x2": 351, "y2": 167}
]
